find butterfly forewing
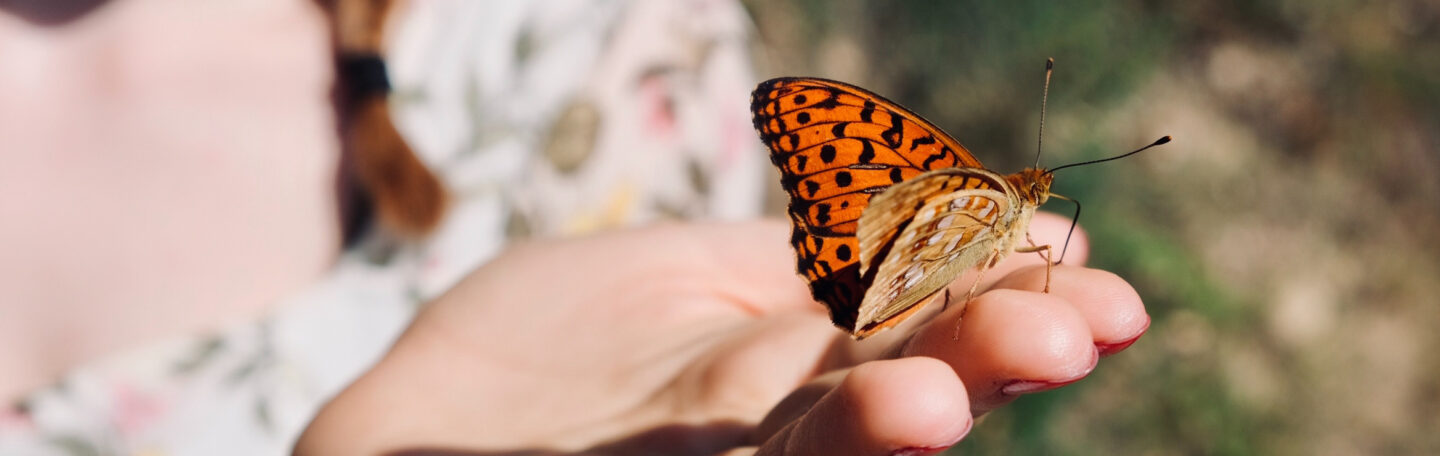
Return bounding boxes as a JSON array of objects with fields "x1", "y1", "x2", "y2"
[{"x1": 751, "y1": 77, "x2": 989, "y2": 336}]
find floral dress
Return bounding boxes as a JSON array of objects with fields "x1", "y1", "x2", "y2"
[{"x1": 0, "y1": 0, "x2": 765, "y2": 454}]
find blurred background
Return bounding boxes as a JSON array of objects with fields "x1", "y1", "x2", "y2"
[
  {"x1": 3, "y1": 0, "x2": 1436, "y2": 453},
  {"x1": 742, "y1": 0, "x2": 1440, "y2": 454}
]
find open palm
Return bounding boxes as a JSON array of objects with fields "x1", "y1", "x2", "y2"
[{"x1": 297, "y1": 214, "x2": 1147, "y2": 456}]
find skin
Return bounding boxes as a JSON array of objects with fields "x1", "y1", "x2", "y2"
[
  {"x1": 1, "y1": 2, "x2": 1147, "y2": 453},
  {"x1": 295, "y1": 212, "x2": 1149, "y2": 455},
  {"x1": 0, "y1": 0, "x2": 340, "y2": 400}
]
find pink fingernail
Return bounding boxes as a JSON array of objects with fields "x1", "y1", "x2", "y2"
[
  {"x1": 1001, "y1": 347, "x2": 1099, "y2": 396},
  {"x1": 888, "y1": 417, "x2": 973, "y2": 456},
  {"x1": 1097, "y1": 316, "x2": 1150, "y2": 356},
  {"x1": 1096, "y1": 336, "x2": 1141, "y2": 356},
  {"x1": 889, "y1": 446, "x2": 948, "y2": 456},
  {"x1": 1000, "y1": 378, "x2": 1080, "y2": 396}
]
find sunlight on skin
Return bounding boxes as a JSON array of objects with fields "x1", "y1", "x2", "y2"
[{"x1": 296, "y1": 212, "x2": 1148, "y2": 456}]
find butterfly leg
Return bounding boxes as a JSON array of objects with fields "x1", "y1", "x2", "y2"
[
  {"x1": 965, "y1": 267, "x2": 988, "y2": 304},
  {"x1": 1024, "y1": 234, "x2": 1061, "y2": 266},
  {"x1": 1015, "y1": 240, "x2": 1054, "y2": 293},
  {"x1": 951, "y1": 266, "x2": 991, "y2": 340}
]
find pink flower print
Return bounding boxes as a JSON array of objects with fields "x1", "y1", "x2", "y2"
[
  {"x1": 109, "y1": 383, "x2": 167, "y2": 435},
  {"x1": 639, "y1": 74, "x2": 677, "y2": 139}
]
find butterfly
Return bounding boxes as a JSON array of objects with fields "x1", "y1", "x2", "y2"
[{"x1": 750, "y1": 70, "x2": 1167, "y2": 340}]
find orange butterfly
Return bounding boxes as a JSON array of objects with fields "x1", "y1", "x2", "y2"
[{"x1": 751, "y1": 66, "x2": 1166, "y2": 340}]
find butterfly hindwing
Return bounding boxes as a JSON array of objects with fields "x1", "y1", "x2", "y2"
[
  {"x1": 752, "y1": 77, "x2": 984, "y2": 332},
  {"x1": 854, "y1": 168, "x2": 1013, "y2": 336}
]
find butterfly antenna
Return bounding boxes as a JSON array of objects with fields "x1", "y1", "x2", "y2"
[
  {"x1": 1047, "y1": 136, "x2": 1171, "y2": 174},
  {"x1": 1055, "y1": 195, "x2": 1081, "y2": 265},
  {"x1": 1033, "y1": 58, "x2": 1054, "y2": 169}
]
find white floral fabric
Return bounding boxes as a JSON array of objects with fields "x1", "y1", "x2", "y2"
[{"x1": 0, "y1": 0, "x2": 763, "y2": 454}]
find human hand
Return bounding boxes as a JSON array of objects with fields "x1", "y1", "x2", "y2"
[{"x1": 295, "y1": 213, "x2": 1147, "y2": 455}]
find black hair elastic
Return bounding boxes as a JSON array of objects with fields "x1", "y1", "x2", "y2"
[{"x1": 339, "y1": 53, "x2": 392, "y2": 99}]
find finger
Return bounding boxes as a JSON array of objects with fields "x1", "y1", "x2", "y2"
[
  {"x1": 901, "y1": 289, "x2": 1099, "y2": 413},
  {"x1": 817, "y1": 214, "x2": 1097, "y2": 370},
  {"x1": 1030, "y1": 210, "x2": 1090, "y2": 266},
  {"x1": 754, "y1": 358, "x2": 973, "y2": 456},
  {"x1": 691, "y1": 309, "x2": 844, "y2": 420},
  {"x1": 989, "y1": 265, "x2": 1149, "y2": 356}
]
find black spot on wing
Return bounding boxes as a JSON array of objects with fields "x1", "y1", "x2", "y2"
[
  {"x1": 816, "y1": 259, "x2": 833, "y2": 275},
  {"x1": 820, "y1": 145, "x2": 837, "y2": 164},
  {"x1": 921, "y1": 150, "x2": 948, "y2": 168},
  {"x1": 797, "y1": 255, "x2": 814, "y2": 275},
  {"x1": 835, "y1": 171, "x2": 853, "y2": 187},
  {"x1": 857, "y1": 141, "x2": 875, "y2": 164},
  {"x1": 882, "y1": 111, "x2": 904, "y2": 148},
  {"x1": 780, "y1": 172, "x2": 800, "y2": 192}
]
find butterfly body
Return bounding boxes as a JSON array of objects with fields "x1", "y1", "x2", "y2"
[{"x1": 751, "y1": 77, "x2": 1057, "y2": 339}]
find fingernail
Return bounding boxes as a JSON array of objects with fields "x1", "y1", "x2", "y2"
[
  {"x1": 889, "y1": 446, "x2": 948, "y2": 456},
  {"x1": 888, "y1": 417, "x2": 973, "y2": 456},
  {"x1": 1001, "y1": 347, "x2": 1099, "y2": 396},
  {"x1": 1096, "y1": 335, "x2": 1141, "y2": 356},
  {"x1": 1096, "y1": 316, "x2": 1150, "y2": 356}
]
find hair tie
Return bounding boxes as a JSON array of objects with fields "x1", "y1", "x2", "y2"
[{"x1": 339, "y1": 53, "x2": 392, "y2": 99}]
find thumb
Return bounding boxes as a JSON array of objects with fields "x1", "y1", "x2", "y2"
[{"x1": 754, "y1": 357, "x2": 974, "y2": 456}]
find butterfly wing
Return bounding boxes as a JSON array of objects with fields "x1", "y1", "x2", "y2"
[
  {"x1": 751, "y1": 77, "x2": 982, "y2": 332},
  {"x1": 853, "y1": 168, "x2": 1015, "y2": 337}
]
